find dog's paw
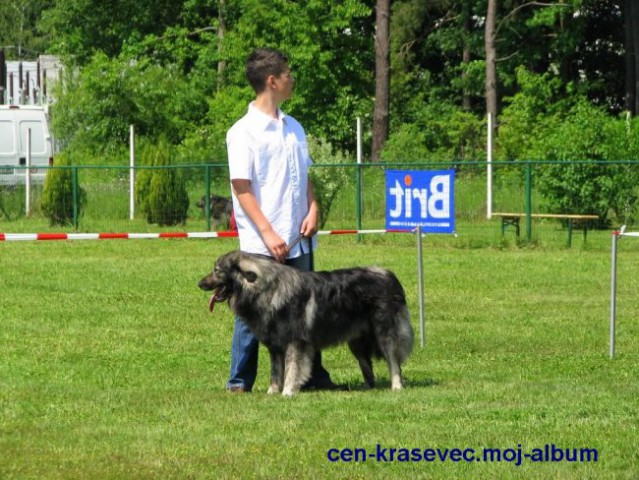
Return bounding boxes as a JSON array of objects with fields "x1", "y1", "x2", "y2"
[
  {"x1": 391, "y1": 374, "x2": 404, "y2": 390},
  {"x1": 282, "y1": 387, "x2": 297, "y2": 397},
  {"x1": 267, "y1": 384, "x2": 281, "y2": 395}
]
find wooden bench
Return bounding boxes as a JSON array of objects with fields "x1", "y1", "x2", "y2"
[{"x1": 493, "y1": 213, "x2": 599, "y2": 247}]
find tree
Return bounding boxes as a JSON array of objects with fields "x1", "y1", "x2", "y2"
[
  {"x1": 461, "y1": 0, "x2": 473, "y2": 111},
  {"x1": 499, "y1": 69, "x2": 639, "y2": 225},
  {"x1": 217, "y1": 0, "x2": 374, "y2": 150},
  {"x1": 28, "y1": 0, "x2": 633, "y2": 171},
  {"x1": 41, "y1": 152, "x2": 86, "y2": 226},
  {"x1": 217, "y1": 0, "x2": 227, "y2": 92},
  {"x1": 0, "y1": 0, "x2": 52, "y2": 59},
  {"x1": 40, "y1": 0, "x2": 187, "y2": 63},
  {"x1": 485, "y1": 0, "x2": 498, "y2": 138},
  {"x1": 625, "y1": 0, "x2": 639, "y2": 114},
  {"x1": 372, "y1": 0, "x2": 390, "y2": 162},
  {"x1": 136, "y1": 139, "x2": 189, "y2": 226},
  {"x1": 307, "y1": 136, "x2": 351, "y2": 228}
]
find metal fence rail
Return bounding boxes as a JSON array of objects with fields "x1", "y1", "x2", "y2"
[{"x1": 2, "y1": 160, "x2": 639, "y2": 249}]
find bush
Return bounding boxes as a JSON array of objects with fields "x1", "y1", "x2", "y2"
[
  {"x1": 381, "y1": 108, "x2": 485, "y2": 164},
  {"x1": 525, "y1": 101, "x2": 639, "y2": 225},
  {"x1": 41, "y1": 152, "x2": 86, "y2": 226},
  {"x1": 380, "y1": 124, "x2": 430, "y2": 163},
  {"x1": 135, "y1": 139, "x2": 189, "y2": 226},
  {"x1": 499, "y1": 69, "x2": 639, "y2": 225},
  {"x1": 308, "y1": 136, "x2": 352, "y2": 228}
]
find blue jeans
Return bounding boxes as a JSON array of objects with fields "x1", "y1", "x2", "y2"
[{"x1": 227, "y1": 252, "x2": 332, "y2": 391}]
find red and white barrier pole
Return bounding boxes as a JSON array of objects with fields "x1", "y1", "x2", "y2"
[{"x1": 0, "y1": 229, "x2": 409, "y2": 242}]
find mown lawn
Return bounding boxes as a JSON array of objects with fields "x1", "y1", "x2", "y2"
[{"x1": 1, "y1": 235, "x2": 638, "y2": 479}]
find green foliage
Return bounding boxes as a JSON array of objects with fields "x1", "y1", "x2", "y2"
[
  {"x1": 196, "y1": 85, "x2": 252, "y2": 163},
  {"x1": 134, "y1": 143, "x2": 154, "y2": 220},
  {"x1": 0, "y1": 0, "x2": 51, "y2": 60},
  {"x1": 307, "y1": 136, "x2": 352, "y2": 228},
  {"x1": 500, "y1": 71, "x2": 639, "y2": 224},
  {"x1": 381, "y1": 105, "x2": 485, "y2": 163},
  {"x1": 135, "y1": 139, "x2": 189, "y2": 226},
  {"x1": 41, "y1": 152, "x2": 86, "y2": 226},
  {"x1": 32, "y1": 0, "x2": 632, "y2": 200},
  {"x1": 380, "y1": 123, "x2": 430, "y2": 163},
  {"x1": 51, "y1": 51, "x2": 210, "y2": 161},
  {"x1": 219, "y1": 0, "x2": 374, "y2": 149},
  {"x1": 497, "y1": 68, "x2": 568, "y2": 161},
  {"x1": 40, "y1": 0, "x2": 186, "y2": 63},
  {"x1": 534, "y1": 107, "x2": 639, "y2": 224}
]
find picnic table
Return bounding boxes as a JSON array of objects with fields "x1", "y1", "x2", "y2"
[{"x1": 493, "y1": 212, "x2": 599, "y2": 247}]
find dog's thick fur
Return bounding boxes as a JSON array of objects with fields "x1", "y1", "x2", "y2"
[{"x1": 198, "y1": 251, "x2": 414, "y2": 396}]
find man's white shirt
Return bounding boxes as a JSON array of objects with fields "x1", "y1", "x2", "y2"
[{"x1": 227, "y1": 102, "x2": 317, "y2": 258}]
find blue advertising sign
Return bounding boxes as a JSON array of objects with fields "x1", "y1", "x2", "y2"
[{"x1": 385, "y1": 169, "x2": 455, "y2": 233}]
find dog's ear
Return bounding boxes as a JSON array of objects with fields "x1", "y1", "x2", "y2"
[
  {"x1": 240, "y1": 270, "x2": 257, "y2": 283},
  {"x1": 238, "y1": 258, "x2": 259, "y2": 283}
]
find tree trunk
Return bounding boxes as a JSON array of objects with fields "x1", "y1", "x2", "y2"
[
  {"x1": 631, "y1": 0, "x2": 639, "y2": 114},
  {"x1": 485, "y1": 0, "x2": 498, "y2": 138},
  {"x1": 217, "y1": 0, "x2": 227, "y2": 92},
  {"x1": 625, "y1": 0, "x2": 636, "y2": 114},
  {"x1": 372, "y1": 0, "x2": 390, "y2": 163},
  {"x1": 462, "y1": 0, "x2": 471, "y2": 111}
]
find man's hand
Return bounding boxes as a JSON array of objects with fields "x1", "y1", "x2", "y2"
[
  {"x1": 262, "y1": 229, "x2": 288, "y2": 262},
  {"x1": 231, "y1": 178, "x2": 288, "y2": 262},
  {"x1": 301, "y1": 180, "x2": 319, "y2": 237}
]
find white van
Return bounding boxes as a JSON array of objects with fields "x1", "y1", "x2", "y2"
[{"x1": 0, "y1": 105, "x2": 54, "y2": 185}]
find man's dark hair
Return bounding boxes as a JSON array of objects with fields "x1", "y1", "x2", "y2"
[{"x1": 245, "y1": 48, "x2": 289, "y2": 93}]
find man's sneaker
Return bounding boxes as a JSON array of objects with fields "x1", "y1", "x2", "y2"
[{"x1": 227, "y1": 386, "x2": 248, "y2": 393}]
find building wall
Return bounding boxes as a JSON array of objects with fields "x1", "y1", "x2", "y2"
[{"x1": 1, "y1": 55, "x2": 62, "y2": 105}]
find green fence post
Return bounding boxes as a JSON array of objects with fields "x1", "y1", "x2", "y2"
[
  {"x1": 72, "y1": 166, "x2": 79, "y2": 230},
  {"x1": 525, "y1": 161, "x2": 532, "y2": 242},
  {"x1": 205, "y1": 165, "x2": 211, "y2": 231}
]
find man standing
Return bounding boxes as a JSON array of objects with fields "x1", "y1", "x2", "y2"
[{"x1": 225, "y1": 47, "x2": 340, "y2": 393}]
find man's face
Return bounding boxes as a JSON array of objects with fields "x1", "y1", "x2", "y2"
[{"x1": 271, "y1": 67, "x2": 295, "y2": 102}]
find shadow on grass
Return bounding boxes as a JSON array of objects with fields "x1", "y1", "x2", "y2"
[{"x1": 339, "y1": 377, "x2": 440, "y2": 392}]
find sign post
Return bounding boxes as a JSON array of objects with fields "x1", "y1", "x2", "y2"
[{"x1": 386, "y1": 169, "x2": 456, "y2": 347}]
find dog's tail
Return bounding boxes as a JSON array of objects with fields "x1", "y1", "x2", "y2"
[{"x1": 396, "y1": 304, "x2": 415, "y2": 363}]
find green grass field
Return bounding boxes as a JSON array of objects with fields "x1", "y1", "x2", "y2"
[{"x1": 1, "y1": 235, "x2": 638, "y2": 479}]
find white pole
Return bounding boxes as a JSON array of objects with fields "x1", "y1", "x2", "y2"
[
  {"x1": 610, "y1": 231, "x2": 619, "y2": 359},
  {"x1": 25, "y1": 128, "x2": 31, "y2": 216},
  {"x1": 129, "y1": 125, "x2": 135, "y2": 220},
  {"x1": 356, "y1": 117, "x2": 363, "y2": 240},
  {"x1": 486, "y1": 113, "x2": 493, "y2": 219},
  {"x1": 416, "y1": 225, "x2": 425, "y2": 347}
]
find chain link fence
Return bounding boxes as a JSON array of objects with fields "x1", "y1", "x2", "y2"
[{"x1": 1, "y1": 161, "x2": 638, "y2": 249}]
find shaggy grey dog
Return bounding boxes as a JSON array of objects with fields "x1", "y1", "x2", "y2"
[{"x1": 199, "y1": 251, "x2": 414, "y2": 396}]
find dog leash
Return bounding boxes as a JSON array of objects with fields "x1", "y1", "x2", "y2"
[
  {"x1": 287, "y1": 233, "x2": 306, "y2": 251},
  {"x1": 288, "y1": 233, "x2": 314, "y2": 270}
]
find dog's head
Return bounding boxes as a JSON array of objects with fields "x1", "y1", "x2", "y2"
[{"x1": 198, "y1": 251, "x2": 275, "y2": 312}]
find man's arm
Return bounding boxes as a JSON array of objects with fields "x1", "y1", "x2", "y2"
[
  {"x1": 231, "y1": 178, "x2": 288, "y2": 262},
  {"x1": 300, "y1": 179, "x2": 319, "y2": 237}
]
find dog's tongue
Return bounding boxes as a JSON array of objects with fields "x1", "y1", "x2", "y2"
[{"x1": 208, "y1": 295, "x2": 217, "y2": 313}]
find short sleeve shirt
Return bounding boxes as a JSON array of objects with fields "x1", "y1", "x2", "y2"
[{"x1": 226, "y1": 103, "x2": 316, "y2": 258}]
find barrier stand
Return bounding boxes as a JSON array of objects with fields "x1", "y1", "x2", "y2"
[
  {"x1": 607, "y1": 225, "x2": 639, "y2": 359},
  {"x1": 610, "y1": 229, "x2": 618, "y2": 359},
  {"x1": 415, "y1": 225, "x2": 425, "y2": 348}
]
